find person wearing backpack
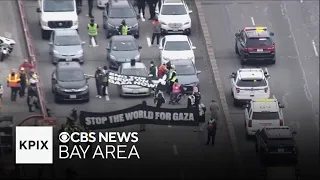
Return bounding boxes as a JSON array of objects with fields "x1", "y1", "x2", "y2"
[{"x1": 205, "y1": 118, "x2": 217, "y2": 146}]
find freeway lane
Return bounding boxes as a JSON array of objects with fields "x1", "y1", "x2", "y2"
[
  {"x1": 24, "y1": 1, "x2": 237, "y2": 178},
  {"x1": 201, "y1": 0, "x2": 319, "y2": 179}
]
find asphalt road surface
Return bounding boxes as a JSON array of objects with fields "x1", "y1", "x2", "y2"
[
  {"x1": 24, "y1": 1, "x2": 237, "y2": 178},
  {"x1": 200, "y1": 0, "x2": 319, "y2": 179}
]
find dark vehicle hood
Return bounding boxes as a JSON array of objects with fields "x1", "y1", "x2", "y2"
[
  {"x1": 58, "y1": 80, "x2": 87, "y2": 89},
  {"x1": 108, "y1": 18, "x2": 138, "y2": 27},
  {"x1": 110, "y1": 50, "x2": 139, "y2": 62},
  {"x1": 176, "y1": 74, "x2": 199, "y2": 86}
]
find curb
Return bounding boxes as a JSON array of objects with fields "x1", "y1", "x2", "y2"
[
  {"x1": 16, "y1": 0, "x2": 48, "y2": 118},
  {"x1": 194, "y1": 0, "x2": 244, "y2": 177}
]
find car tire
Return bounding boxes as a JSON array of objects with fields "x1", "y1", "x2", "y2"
[
  {"x1": 233, "y1": 98, "x2": 238, "y2": 106},
  {"x1": 185, "y1": 29, "x2": 191, "y2": 36},
  {"x1": 54, "y1": 94, "x2": 60, "y2": 103},
  {"x1": 79, "y1": 61, "x2": 84, "y2": 65},
  {"x1": 134, "y1": 34, "x2": 140, "y2": 39},
  {"x1": 41, "y1": 29, "x2": 50, "y2": 40},
  {"x1": 240, "y1": 54, "x2": 246, "y2": 65},
  {"x1": 235, "y1": 43, "x2": 239, "y2": 54}
]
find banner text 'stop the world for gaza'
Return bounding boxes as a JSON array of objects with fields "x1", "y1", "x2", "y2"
[{"x1": 85, "y1": 110, "x2": 195, "y2": 125}]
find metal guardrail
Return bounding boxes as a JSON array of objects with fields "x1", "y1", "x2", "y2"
[{"x1": 17, "y1": 0, "x2": 48, "y2": 118}]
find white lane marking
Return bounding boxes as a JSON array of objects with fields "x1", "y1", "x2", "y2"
[
  {"x1": 300, "y1": 0, "x2": 303, "y2": 3},
  {"x1": 168, "y1": 125, "x2": 172, "y2": 128},
  {"x1": 140, "y1": 12, "x2": 145, "y2": 22},
  {"x1": 91, "y1": 37, "x2": 97, "y2": 47},
  {"x1": 105, "y1": 95, "x2": 110, "y2": 101},
  {"x1": 146, "y1": 37, "x2": 151, "y2": 47},
  {"x1": 283, "y1": 3, "x2": 318, "y2": 130},
  {"x1": 173, "y1": 145, "x2": 179, "y2": 156},
  {"x1": 251, "y1": 17, "x2": 255, "y2": 26},
  {"x1": 312, "y1": 40, "x2": 318, "y2": 56}
]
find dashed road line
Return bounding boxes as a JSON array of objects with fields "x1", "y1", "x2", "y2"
[
  {"x1": 146, "y1": 37, "x2": 151, "y2": 47},
  {"x1": 172, "y1": 144, "x2": 179, "y2": 156},
  {"x1": 312, "y1": 40, "x2": 318, "y2": 57},
  {"x1": 251, "y1": 17, "x2": 255, "y2": 25}
]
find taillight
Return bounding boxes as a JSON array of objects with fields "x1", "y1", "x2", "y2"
[
  {"x1": 248, "y1": 120, "x2": 252, "y2": 127},
  {"x1": 264, "y1": 87, "x2": 268, "y2": 93},
  {"x1": 236, "y1": 88, "x2": 240, "y2": 93},
  {"x1": 243, "y1": 48, "x2": 254, "y2": 52},
  {"x1": 280, "y1": 120, "x2": 284, "y2": 126},
  {"x1": 266, "y1": 46, "x2": 275, "y2": 52}
]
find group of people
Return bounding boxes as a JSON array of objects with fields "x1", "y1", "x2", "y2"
[
  {"x1": 94, "y1": 66, "x2": 110, "y2": 98},
  {"x1": 5, "y1": 59, "x2": 40, "y2": 112}
]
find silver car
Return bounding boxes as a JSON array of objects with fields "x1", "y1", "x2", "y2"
[
  {"x1": 49, "y1": 29, "x2": 85, "y2": 65},
  {"x1": 118, "y1": 61, "x2": 151, "y2": 97}
]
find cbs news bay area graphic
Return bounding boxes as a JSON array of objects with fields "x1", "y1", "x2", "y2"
[{"x1": 15, "y1": 127, "x2": 140, "y2": 164}]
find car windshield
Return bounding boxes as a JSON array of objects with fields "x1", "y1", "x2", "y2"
[
  {"x1": 246, "y1": 38, "x2": 273, "y2": 47},
  {"x1": 111, "y1": 40, "x2": 137, "y2": 51},
  {"x1": 252, "y1": 112, "x2": 280, "y2": 120},
  {"x1": 236, "y1": 79, "x2": 267, "y2": 87},
  {"x1": 43, "y1": 0, "x2": 75, "y2": 12},
  {"x1": 173, "y1": 62, "x2": 196, "y2": 75},
  {"x1": 121, "y1": 68, "x2": 148, "y2": 76},
  {"x1": 161, "y1": 5, "x2": 187, "y2": 15},
  {"x1": 57, "y1": 70, "x2": 85, "y2": 82},
  {"x1": 55, "y1": 35, "x2": 81, "y2": 46},
  {"x1": 164, "y1": 41, "x2": 190, "y2": 51},
  {"x1": 109, "y1": 8, "x2": 135, "y2": 18}
]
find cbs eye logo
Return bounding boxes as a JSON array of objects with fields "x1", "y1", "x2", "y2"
[{"x1": 59, "y1": 132, "x2": 70, "y2": 143}]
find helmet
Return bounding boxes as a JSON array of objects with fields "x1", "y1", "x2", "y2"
[
  {"x1": 121, "y1": 19, "x2": 126, "y2": 24},
  {"x1": 32, "y1": 73, "x2": 38, "y2": 79},
  {"x1": 20, "y1": 67, "x2": 25, "y2": 71}
]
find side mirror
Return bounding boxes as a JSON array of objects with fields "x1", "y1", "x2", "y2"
[
  {"x1": 192, "y1": 46, "x2": 196, "y2": 50},
  {"x1": 82, "y1": 41, "x2": 86, "y2": 45},
  {"x1": 235, "y1": 33, "x2": 240, "y2": 37},
  {"x1": 139, "y1": 46, "x2": 142, "y2": 49},
  {"x1": 188, "y1": 10, "x2": 193, "y2": 13},
  {"x1": 270, "y1": 32, "x2": 274, "y2": 36},
  {"x1": 48, "y1": 42, "x2": 53, "y2": 45},
  {"x1": 159, "y1": 47, "x2": 163, "y2": 50},
  {"x1": 36, "y1": 8, "x2": 41, "y2": 13},
  {"x1": 197, "y1": 71, "x2": 201, "y2": 75}
]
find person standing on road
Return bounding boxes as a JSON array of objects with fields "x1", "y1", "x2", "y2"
[
  {"x1": 102, "y1": 66, "x2": 109, "y2": 96},
  {"x1": 140, "y1": 100, "x2": 147, "y2": 131},
  {"x1": 210, "y1": 100, "x2": 219, "y2": 121},
  {"x1": 151, "y1": 16, "x2": 161, "y2": 46},
  {"x1": 87, "y1": 0, "x2": 94, "y2": 18},
  {"x1": 18, "y1": 67, "x2": 27, "y2": 98},
  {"x1": 149, "y1": 61, "x2": 158, "y2": 79},
  {"x1": 154, "y1": 91, "x2": 165, "y2": 108},
  {"x1": 146, "y1": 0, "x2": 156, "y2": 20},
  {"x1": 7, "y1": 69, "x2": 20, "y2": 101},
  {"x1": 137, "y1": 0, "x2": 146, "y2": 18},
  {"x1": 88, "y1": 19, "x2": 99, "y2": 47},
  {"x1": 118, "y1": 20, "x2": 129, "y2": 35},
  {"x1": 27, "y1": 79, "x2": 39, "y2": 112},
  {"x1": 198, "y1": 102, "x2": 206, "y2": 132},
  {"x1": 76, "y1": 0, "x2": 83, "y2": 6},
  {"x1": 157, "y1": 0, "x2": 161, "y2": 11},
  {"x1": 187, "y1": 93, "x2": 196, "y2": 108},
  {"x1": 205, "y1": 118, "x2": 217, "y2": 146},
  {"x1": 94, "y1": 67, "x2": 104, "y2": 98}
]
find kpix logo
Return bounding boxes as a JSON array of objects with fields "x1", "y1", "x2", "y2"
[{"x1": 16, "y1": 126, "x2": 53, "y2": 164}]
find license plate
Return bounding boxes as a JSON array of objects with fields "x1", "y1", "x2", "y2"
[
  {"x1": 278, "y1": 148, "x2": 284, "y2": 152},
  {"x1": 66, "y1": 58, "x2": 72, "y2": 61},
  {"x1": 70, "y1": 95, "x2": 77, "y2": 99},
  {"x1": 260, "y1": 123, "x2": 271, "y2": 126},
  {"x1": 172, "y1": 29, "x2": 179, "y2": 32},
  {"x1": 257, "y1": 49, "x2": 263, "y2": 52}
]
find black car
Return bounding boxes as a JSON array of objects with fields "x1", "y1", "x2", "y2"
[
  {"x1": 235, "y1": 27, "x2": 275, "y2": 65},
  {"x1": 103, "y1": 0, "x2": 140, "y2": 39},
  {"x1": 51, "y1": 62, "x2": 90, "y2": 102},
  {"x1": 255, "y1": 126, "x2": 298, "y2": 165},
  {"x1": 107, "y1": 35, "x2": 142, "y2": 69},
  {"x1": 170, "y1": 59, "x2": 201, "y2": 94}
]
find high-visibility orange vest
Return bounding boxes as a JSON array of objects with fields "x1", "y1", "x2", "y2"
[{"x1": 7, "y1": 74, "x2": 20, "y2": 87}]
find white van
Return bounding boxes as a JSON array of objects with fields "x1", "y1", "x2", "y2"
[{"x1": 37, "y1": 0, "x2": 78, "y2": 39}]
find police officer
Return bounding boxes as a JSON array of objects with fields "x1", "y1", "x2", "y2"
[
  {"x1": 118, "y1": 20, "x2": 129, "y2": 35},
  {"x1": 137, "y1": 0, "x2": 146, "y2": 18},
  {"x1": 88, "y1": 19, "x2": 99, "y2": 46},
  {"x1": 149, "y1": 61, "x2": 158, "y2": 79},
  {"x1": 87, "y1": 0, "x2": 94, "y2": 18},
  {"x1": 168, "y1": 65, "x2": 177, "y2": 94},
  {"x1": 94, "y1": 67, "x2": 104, "y2": 98},
  {"x1": 7, "y1": 69, "x2": 21, "y2": 101}
]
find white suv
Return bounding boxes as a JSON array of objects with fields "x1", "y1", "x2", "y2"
[
  {"x1": 244, "y1": 98, "x2": 285, "y2": 136},
  {"x1": 37, "y1": 0, "x2": 78, "y2": 40},
  {"x1": 229, "y1": 68, "x2": 271, "y2": 106},
  {"x1": 156, "y1": 0, "x2": 192, "y2": 35},
  {"x1": 159, "y1": 35, "x2": 196, "y2": 64}
]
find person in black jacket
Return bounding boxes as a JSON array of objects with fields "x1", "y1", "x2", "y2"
[
  {"x1": 137, "y1": 0, "x2": 146, "y2": 18},
  {"x1": 94, "y1": 67, "x2": 104, "y2": 98},
  {"x1": 140, "y1": 100, "x2": 147, "y2": 131},
  {"x1": 27, "y1": 79, "x2": 39, "y2": 112},
  {"x1": 187, "y1": 93, "x2": 196, "y2": 108},
  {"x1": 205, "y1": 119, "x2": 217, "y2": 146},
  {"x1": 102, "y1": 66, "x2": 109, "y2": 96},
  {"x1": 154, "y1": 91, "x2": 165, "y2": 108},
  {"x1": 146, "y1": 0, "x2": 156, "y2": 20},
  {"x1": 87, "y1": 0, "x2": 94, "y2": 18},
  {"x1": 19, "y1": 68, "x2": 27, "y2": 97}
]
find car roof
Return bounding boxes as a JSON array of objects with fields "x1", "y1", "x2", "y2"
[
  {"x1": 244, "y1": 27, "x2": 270, "y2": 38},
  {"x1": 165, "y1": 35, "x2": 189, "y2": 41},
  {"x1": 111, "y1": 35, "x2": 135, "y2": 41},
  {"x1": 54, "y1": 29, "x2": 78, "y2": 36},
  {"x1": 163, "y1": 0, "x2": 184, "y2": 5},
  {"x1": 110, "y1": 0, "x2": 130, "y2": 8},
  {"x1": 263, "y1": 126, "x2": 293, "y2": 139},
  {"x1": 237, "y1": 68, "x2": 265, "y2": 80},
  {"x1": 170, "y1": 59, "x2": 193, "y2": 65},
  {"x1": 122, "y1": 62, "x2": 146, "y2": 69},
  {"x1": 251, "y1": 99, "x2": 279, "y2": 112},
  {"x1": 57, "y1": 62, "x2": 81, "y2": 70}
]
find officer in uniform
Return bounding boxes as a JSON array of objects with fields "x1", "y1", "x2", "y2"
[
  {"x1": 88, "y1": 19, "x2": 99, "y2": 46},
  {"x1": 167, "y1": 65, "x2": 177, "y2": 94},
  {"x1": 118, "y1": 20, "x2": 129, "y2": 35},
  {"x1": 7, "y1": 69, "x2": 21, "y2": 101}
]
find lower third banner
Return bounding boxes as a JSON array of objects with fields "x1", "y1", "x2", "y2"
[{"x1": 79, "y1": 105, "x2": 199, "y2": 130}]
